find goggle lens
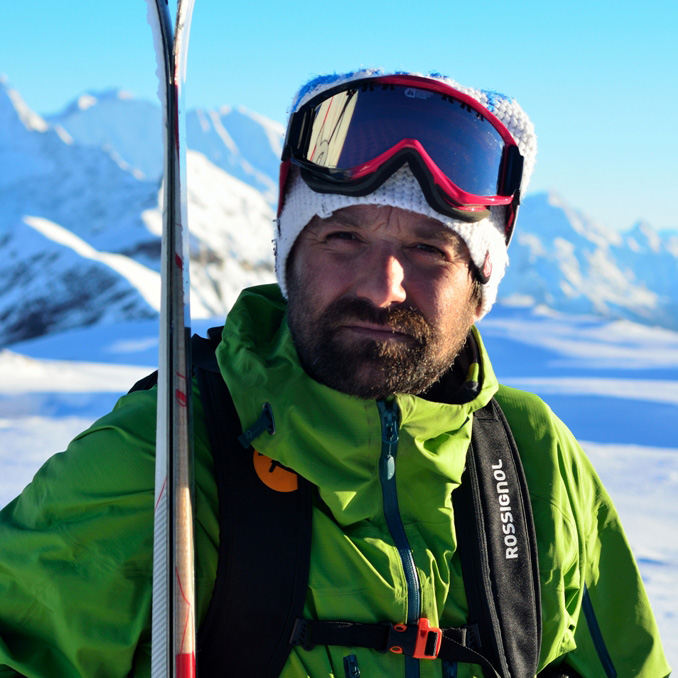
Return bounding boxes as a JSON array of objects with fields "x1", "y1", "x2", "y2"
[{"x1": 298, "y1": 82, "x2": 509, "y2": 198}]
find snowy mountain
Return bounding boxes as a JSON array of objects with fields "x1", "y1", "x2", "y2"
[
  {"x1": 0, "y1": 78, "x2": 276, "y2": 346},
  {"x1": 503, "y1": 192, "x2": 678, "y2": 328},
  {"x1": 44, "y1": 89, "x2": 163, "y2": 180},
  {"x1": 1, "y1": 76, "x2": 676, "y2": 347},
  {"x1": 186, "y1": 106, "x2": 283, "y2": 204},
  {"x1": 45, "y1": 87, "x2": 284, "y2": 202}
]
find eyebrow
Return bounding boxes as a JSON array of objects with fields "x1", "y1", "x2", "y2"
[
  {"x1": 410, "y1": 221, "x2": 461, "y2": 244},
  {"x1": 319, "y1": 211, "x2": 458, "y2": 239},
  {"x1": 312, "y1": 210, "x2": 467, "y2": 251}
]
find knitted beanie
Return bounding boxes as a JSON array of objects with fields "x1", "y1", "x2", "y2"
[{"x1": 275, "y1": 69, "x2": 537, "y2": 319}]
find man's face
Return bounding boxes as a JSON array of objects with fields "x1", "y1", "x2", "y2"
[{"x1": 286, "y1": 204, "x2": 482, "y2": 400}]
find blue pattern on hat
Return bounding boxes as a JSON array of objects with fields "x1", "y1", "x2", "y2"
[{"x1": 483, "y1": 90, "x2": 510, "y2": 114}]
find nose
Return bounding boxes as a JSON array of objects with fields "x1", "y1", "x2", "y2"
[{"x1": 353, "y1": 248, "x2": 407, "y2": 308}]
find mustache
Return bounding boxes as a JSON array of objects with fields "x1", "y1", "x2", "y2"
[{"x1": 321, "y1": 297, "x2": 432, "y2": 344}]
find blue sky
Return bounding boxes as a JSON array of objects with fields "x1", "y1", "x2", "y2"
[{"x1": 2, "y1": 0, "x2": 677, "y2": 233}]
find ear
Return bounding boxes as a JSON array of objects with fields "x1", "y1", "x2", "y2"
[
  {"x1": 467, "y1": 272, "x2": 484, "y2": 324},
  {"x1": 471, "y1": 297, "x2": 484, "y2": 324}
]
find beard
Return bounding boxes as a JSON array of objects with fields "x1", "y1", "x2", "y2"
[{"x1": 287, "y1": 287, "x2": 476, "y2": 400}]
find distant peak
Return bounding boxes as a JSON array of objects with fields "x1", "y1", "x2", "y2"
[
  {"x1": 524, "y1": 189, "x2": 566, "y2": 208},
  {"x1": 84, "y1": 88, "x2": 134, "y2": 100},
  {"x1": 60, "y1": 89, "x2": 136, "y2": 116},
  {"x1": 630, "y1": 219, "x2": 655, "y2": 234},
  {"x1": 627, "y1": 220, "x2": 661, "y2": 252},
  {"x1": 0, "y1": 78, "x2": 49, "y2": 132},
  {"x1": 77, "y1": 94, "x2": 97, "y2": 111},
  {"x1": 544, "y1": 189, "x2": 568, "y2": 208}
]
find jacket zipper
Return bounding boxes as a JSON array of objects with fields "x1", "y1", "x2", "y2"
[
  {"x1": 443, "y1": 661, "x2": 458, "y2": 677},
  {"x1": 377, "y1": 399, "x2": 421, "y2": 678},
  {"x1": 343, "y1": 654, "x2": 361, "y2": 677}
]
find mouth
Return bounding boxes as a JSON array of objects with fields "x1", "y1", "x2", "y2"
[{"x1": 339, "y1": 322, "x2": 413, "y2": 342}]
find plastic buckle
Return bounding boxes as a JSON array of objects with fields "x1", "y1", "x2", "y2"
[
  {"x1": 463, "y1": 622, "x2": 481, "y2": 650},
  {"x1": 413, "y1": 618, "x2": 443, "y2": 659},
  {"x1": 289, "y1": 618, "x2": 314, "y2": 651},
  {"x1": 387, "y1": 618, "x2": 442, "y2": 660}
]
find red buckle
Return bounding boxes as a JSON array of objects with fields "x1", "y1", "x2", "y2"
[{"x1": 388, "y1": 618, "x2": 442, "y2": 659}]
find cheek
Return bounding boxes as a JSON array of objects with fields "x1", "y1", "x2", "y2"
[
  {"x1": 416, "y1": 270, "x2": 477, "y2": 326},
  {"x1": 292, "y1": 256, "x2": 345, "y2": 314}
]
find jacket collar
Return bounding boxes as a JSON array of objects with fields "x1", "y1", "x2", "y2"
[{"x1": 216, "y1": 284, "x2": 499, "y2": 470}]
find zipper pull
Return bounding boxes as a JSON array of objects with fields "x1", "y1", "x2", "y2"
[
  {"x1": 377, "y1": 400, "x2": 399, "y2": 479},
  {"x1": 238, "y1": 402, "x2": 276, "y2": 448},
  {"x1": 343, "y1": 654, "x2": 361, "y2": 678},
  {"x1": 378, "y1": 399, "x2": 400, "y2": 445}
]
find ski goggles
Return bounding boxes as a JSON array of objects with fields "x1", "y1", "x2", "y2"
[{"x1": 280, "y1": 75, "x2": 524, "y2": 241}]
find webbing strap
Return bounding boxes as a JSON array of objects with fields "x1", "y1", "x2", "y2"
[{"x1": 289, "y1": 618, "x2": 502, "y2": 677}]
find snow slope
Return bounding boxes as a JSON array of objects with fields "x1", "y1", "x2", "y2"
[
  {"x1": 1, "y1": 307, "x2": 677, "y2": 668},
  {"x1": 186, "y1": 105, "x2": 283, "y2": 204},
  {"x1": 44, "y1": 89, "x2": 163, "y2": 180}
]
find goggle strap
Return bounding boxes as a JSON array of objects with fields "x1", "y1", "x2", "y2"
[{"x1": 501, "y1": 146, "x2": 524, "y2": 196}]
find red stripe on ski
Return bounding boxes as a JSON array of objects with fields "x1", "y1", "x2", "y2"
[
  {"x1": 175, "y1": 387, "x2": 188, "y2": 407},
  {"x1": 175, "y1": 652, "x2": 196, "y2": 678},
  {"x1": 175, "y1": 371, "x2": 188, "y2": 407},
  {"x1": 154, "y1": 476, "x2": 167, "y2": 512}
]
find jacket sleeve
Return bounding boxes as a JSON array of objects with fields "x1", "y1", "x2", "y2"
[
  {"x1": 0, "y1": 389, "x2": 158, "y2": 678},
  {"x1": 559, "y1": 440, "x2": 671, "y2": 678},
  {"x1": 496, "y1": 386, "x2": 670, "y2": 678}
]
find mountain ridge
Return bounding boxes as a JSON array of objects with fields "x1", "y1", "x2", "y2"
[{"x1": 1, "y1": 77, "x2": 676, "y2": 346}]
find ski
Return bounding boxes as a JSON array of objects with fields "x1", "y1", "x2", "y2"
[{"x1": 145, "y1": 1, "x2": 197, "y2": 676}]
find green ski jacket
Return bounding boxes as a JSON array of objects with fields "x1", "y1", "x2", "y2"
[{"x1": 0, "y1": 284, "x2": 670, "y2": 677}]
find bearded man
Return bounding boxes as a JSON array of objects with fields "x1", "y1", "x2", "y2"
[{"x1": 0, "y1": 70, "x2": 669, "y2": 678}]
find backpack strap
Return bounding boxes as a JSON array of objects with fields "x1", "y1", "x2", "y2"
[
  {"x1": 192, "y1": 328, "x2": 314, "y2": 678},
  {"x1": 453, "y1": 397, "x2": 542, "y2": 678},
  {"x1": 128, "y1": 370, "x2": 159, "y2": 393}
]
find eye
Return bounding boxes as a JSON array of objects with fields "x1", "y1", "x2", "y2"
[
  {"x1": 411, "y1": 242, "x2": 446, "y2": 258},
  {"x1": 325, "y1": 230, "x2": 360, "y2": 243}
]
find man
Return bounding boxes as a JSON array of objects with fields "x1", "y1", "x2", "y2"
[{"x1": 0, "y1": 70, "x2": 670, "y2": 677}]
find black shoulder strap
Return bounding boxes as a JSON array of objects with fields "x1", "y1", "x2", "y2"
[
  {"x1": 128, "y1": 370, "x2": 159, "y2": 393},
  {"x1": 192, "y1": 328, "x2": 314, "y2": 678},
  {"x1": 453, "y1": 398, "x2": 542, "y2": 678}
]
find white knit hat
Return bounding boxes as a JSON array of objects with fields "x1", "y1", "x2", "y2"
[{"x1": 275, "y1": 69, "x2": 537, "y2": 319}]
